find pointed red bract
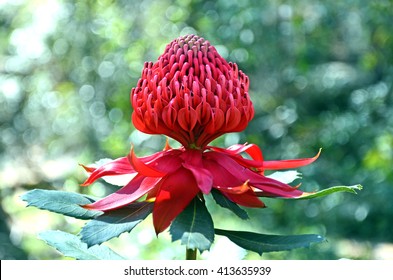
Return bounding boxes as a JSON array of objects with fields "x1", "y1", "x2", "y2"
[
  {"x1": 209, "y1": 144, "x2": 264, "y2": 172},
  {"x1": 128, "y1": 147, "x2": 167, "y2": 177},
  {"x1": 181, "y1": 149, "x2": 213, "y2": 194},
  {"x1": 152, "y1": 168, "x2": 200, "y2": 234},
  {"x1": 83, "y1": 174, "x2": 149, "y2": 211},
  {"x1": 222, "y1": 189, "x2": 266, "y2": 208},
  {"x1": 81, "y1": 157, "x2": 135, "y2": 186},
  {"x1": 262, "y1": 149, "x2": 321, "y2": 170}
]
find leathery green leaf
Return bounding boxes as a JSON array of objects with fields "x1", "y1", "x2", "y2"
[
  {"x1": 211, "y1": 189, "x2": 249, "y2": 220},
  {"x1": 21, "y1": 189, "x2": 102, "y2": 220},
  {"x1": 215, "y1": 229, "x2": 324, "y2": 255},
  {"x1": 38, "y1": 230, "x2": 125, "y2": 260},
  {"x1": 170, "y1": 197, "x2": 214, "y2": 252},
  {"x1": 296, "y1": 185, "x2": 363, "y2": 200},
  {"x1": 80, "y1": 202, "x2": 154, "y2": 246}
]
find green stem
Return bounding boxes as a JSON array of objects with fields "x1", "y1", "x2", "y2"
[{"x1": 186, "y1": 248, "x2": 197, "y2": 260}]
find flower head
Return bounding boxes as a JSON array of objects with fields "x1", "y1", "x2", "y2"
[
  {"x1": 131, "y1": 34, "x2": 253, "y2": 149},
  {"x1": 81, "y1": 34, "x2": 320, "y2": 234}
]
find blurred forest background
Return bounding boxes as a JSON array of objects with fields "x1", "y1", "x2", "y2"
[{"x1": 1, "y1": 0, "x2": 392, "y2": 260}]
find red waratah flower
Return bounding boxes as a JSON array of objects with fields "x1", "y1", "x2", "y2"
[{"x1": 81, "y1": 34, "x2": 320, "y2": 234}]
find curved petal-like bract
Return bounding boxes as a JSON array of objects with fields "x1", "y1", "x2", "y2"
[
  {"x1": 81, "y1": 143, "x2": 319, "y2": 233},
  {"x1": 80, "y1": 157, "x2": 135, "y2": 186}
]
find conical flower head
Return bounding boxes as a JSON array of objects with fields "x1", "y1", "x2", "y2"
[{"x1": 131, "y1": 34, "x2": 254, "y2": 149}]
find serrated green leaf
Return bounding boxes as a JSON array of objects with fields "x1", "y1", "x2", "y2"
[
  {"x1": 38, "y1": 230, "x2": 125, "y2": 260},
  {"x1": 80, "y1": 202, "x2": 153, "y2": 246},
  {"x1": 296, "y1": 184, "x2": 363, "y2": 200},
  {"x1": 211, "y1": 189, "x2": 249, "y2": 220},
  {"x1": 21, "y1": 189, "x2": 103, "y2": 219},
  {"x1": 170, "y1": 198, "x2": 214, "y2": 252},
  {"x1": 215, "y1": 229, "x2": 324, "y2": 255}
]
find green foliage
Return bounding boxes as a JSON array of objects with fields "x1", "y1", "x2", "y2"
[
  {"x1": 211, "y1": 189, "x2": 249, "y2": 220},
  {"x1": 297, "y1": 185, "x2": 363, "y2": 200},
  {"x1": 215, "y1": 229, "x2": 324, "y2": 256},
  {"x1": 39, "y1": 231, "x2": 125, "y2": 260},
  {"x1": 21, "y1": 189, "x2": 103, "y2": 220},
  {"x1": 170, "y1": 198, "x2": 215, "y2": 253},
  {"x1": 80, "y1": 202, "x2": 154, "y2": 247},
  {"x1": 0, "y1": 205, "x2": 28, "y2": 259}
]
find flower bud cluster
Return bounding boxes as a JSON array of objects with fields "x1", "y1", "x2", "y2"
[{"x1": 132, "y1": 34, "x2": 254, "y2": 148}]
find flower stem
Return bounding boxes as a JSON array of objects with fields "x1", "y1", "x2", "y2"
[{"x1": 186, "y1": 248, "x2": 197, "y2": 260}]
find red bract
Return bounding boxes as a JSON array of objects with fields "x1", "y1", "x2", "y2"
[
  {"x1": 81, "y1": 34, "x2": 320, "y2": 234},
  {"x1": 82, "y1": 143, "x2": 320, "y2": 234}
]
